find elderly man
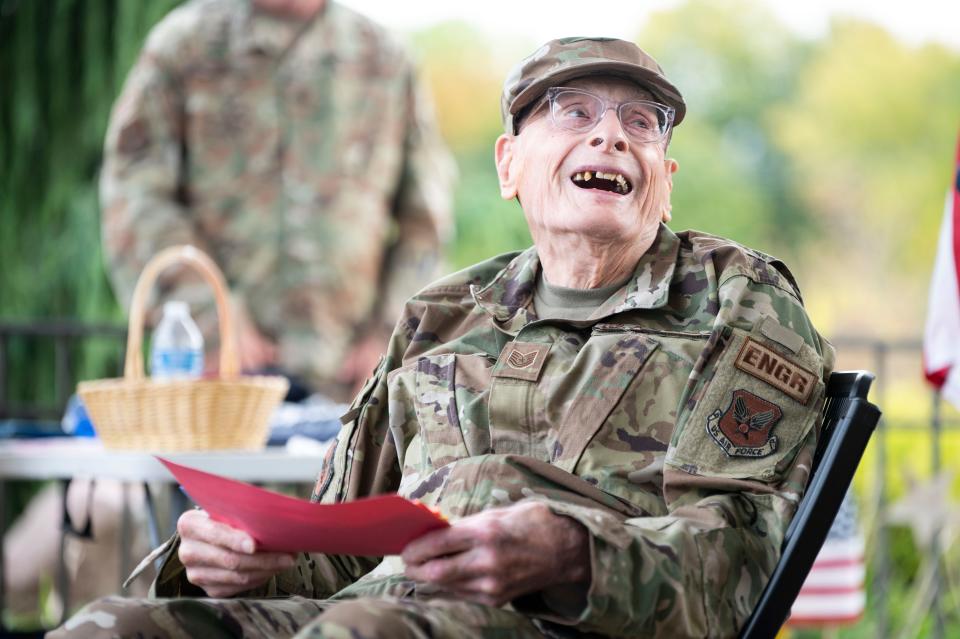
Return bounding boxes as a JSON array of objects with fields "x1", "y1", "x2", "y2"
[{"x1": 51, "y1": 37, "x2": 833, "y2": 638}]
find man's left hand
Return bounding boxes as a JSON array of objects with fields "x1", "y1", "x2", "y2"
[{"x1": 401, "y1": 500, "x2": 591, "y2": 607}]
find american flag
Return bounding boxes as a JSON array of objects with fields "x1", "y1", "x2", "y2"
[
  {"x1": 788, "y1": 490, "x2": 866, "y2": 626},
  {"x1": 923, "y1": 131, "x2": 960, "y2": 408}
]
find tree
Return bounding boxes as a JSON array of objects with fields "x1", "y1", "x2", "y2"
[
  {"x1": 770, "y1": 19, "x2": 960, "y2": 335},
  {"x1": 411, "y1": 22, "x2": 533, "y2": 268},
  {"x1": 0, "y1": 0, "x2": 182, "y2": 405},
  {"x1": 637, "y1": 0, "x2": 814, "y2": 256}
]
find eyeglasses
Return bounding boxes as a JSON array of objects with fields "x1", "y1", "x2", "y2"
[{"x1": 542, "y1": 87, "x2": 674, "y2": 143}]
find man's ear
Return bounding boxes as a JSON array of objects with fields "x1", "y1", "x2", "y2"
[
  {"x1": 664, "y1": 158, "x2": 679, "y2": 192},
  {"x1": 661, "y1": 158, "x2": 679, "y2": 223},
  {"x1": 495, "y1": 134, "x2": 519, "y2": 200}
]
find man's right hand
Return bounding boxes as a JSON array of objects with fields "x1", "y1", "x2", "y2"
[
  {"x1": 177, "y1": 509, "x2": 296, "y2": 598},
  {"x1": 204, "y1": 303, "x2": 279, "y2": 376}
]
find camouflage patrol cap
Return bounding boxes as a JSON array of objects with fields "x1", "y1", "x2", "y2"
[{"x1": 501, "y1": 37, "x2": 686, "y2": 135}]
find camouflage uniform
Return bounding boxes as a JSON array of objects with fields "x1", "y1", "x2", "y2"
[
  {"x1": 52, "y1": 225, "x2": 834, "y2": 638},
  {"x1": 100, "y1": 0, "x2": 454, "y2": 390}
]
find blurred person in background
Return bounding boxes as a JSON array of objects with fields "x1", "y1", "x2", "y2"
[
  {"x1": 100, "y1": 0, "x2": 454, "y2": 401},
  {"x1": 5, "y1": 0, "x2": 453, "y2": 627}
]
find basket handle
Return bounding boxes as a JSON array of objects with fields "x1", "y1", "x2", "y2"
[{"x1": 124, "y1": 245, "x2": 238, "y2": 381}]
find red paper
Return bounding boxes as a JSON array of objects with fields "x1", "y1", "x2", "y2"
[{"x1": 157, "y1": 457, "x2": 448, "y2": 555}]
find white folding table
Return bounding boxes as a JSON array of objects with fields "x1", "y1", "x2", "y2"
[{"x1": 0, "y1": 437, "x2": 327, "y2": 626}]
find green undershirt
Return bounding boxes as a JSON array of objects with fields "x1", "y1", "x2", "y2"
[{"x1": 533, "y1": 272, "x2": 631, "y2": 321}]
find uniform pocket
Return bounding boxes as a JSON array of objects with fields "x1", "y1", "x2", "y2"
[
  {"x1": 407, "y1": 353, "x2": 496, "y2": 469},
  {"x1": 665, "y1": 320, "x2": 826, "y2": 482}
]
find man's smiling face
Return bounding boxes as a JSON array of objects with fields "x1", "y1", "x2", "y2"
[{"x1": 496, "y1": 76, "x2": 678, "y2": 246}]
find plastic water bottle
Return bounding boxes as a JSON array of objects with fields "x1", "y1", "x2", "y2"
[{"x1": 150, "y1": 301, "x2": 204, "y2": 380}]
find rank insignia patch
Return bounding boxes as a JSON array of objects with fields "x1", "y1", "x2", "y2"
[
  {"x1": 492, "y1": 341, "x2": 550, "y2": 382},
  {"x1": 707, "y1": 389, "x2": 783, "y2": 458},
  {"x1": 508, "y1": 348, "x2": 538, "y2": 369}
]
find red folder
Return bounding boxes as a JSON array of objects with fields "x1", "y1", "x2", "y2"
[{"x1": 158, "y1": 457, "x2": 449, "y2": 556}]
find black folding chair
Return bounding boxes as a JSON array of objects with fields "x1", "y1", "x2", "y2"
[{"x1": 738, "y1": 370, "x2": 881, "y2": 638}]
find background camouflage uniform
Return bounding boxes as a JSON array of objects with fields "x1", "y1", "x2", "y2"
[
  {"x1": 100, "y1": 0, "x2": 454, "y2": 391},
  {"x1": 53, "y1": 224, "x2": 834, "y2": 638}
]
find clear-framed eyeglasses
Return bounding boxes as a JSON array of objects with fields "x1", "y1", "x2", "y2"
[{"x1": 543, "y1": 87, "x2": 674, "y2": 143}]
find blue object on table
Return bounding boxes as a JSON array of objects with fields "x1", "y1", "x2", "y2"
[
  {"x1": 0, "y1": 419, "x2": 65, "y2": 438},
  {"x1": 61, "y1": 394, "x2": 97, "y2": 437},
  {"x1": 267, "y1": 395, "x2": 345, "y2": 446}
]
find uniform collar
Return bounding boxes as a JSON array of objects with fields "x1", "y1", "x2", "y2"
[
  {"x1": 472, "y1": 224, "x2": 680, "y2": 334},
  {"x1": 231, "y1": 1, "x2": 325, "y2": 58}
]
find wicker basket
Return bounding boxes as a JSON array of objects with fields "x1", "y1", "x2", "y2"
[{"x1": 78, "y1": 245, "x2": 288, "y2": 451}]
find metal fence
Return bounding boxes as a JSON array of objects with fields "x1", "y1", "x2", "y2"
[
  {"x1": 831, "y1": 336, "x2": 957, "y2": 639},
  {"x1": 0, "y1": 320, "x2": 126, "y2": 422}
]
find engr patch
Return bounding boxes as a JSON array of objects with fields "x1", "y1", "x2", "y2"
[{"x1": 734, "y1": 337, "x2": 817, "y2": 404}]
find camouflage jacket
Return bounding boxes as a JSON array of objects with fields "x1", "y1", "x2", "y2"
[
  {"x1": 157, "y1": 225, "x2": 834, "y2": 638},
  {"x1": 100, "y1": 0, "x2": 454, "y2": 386}
]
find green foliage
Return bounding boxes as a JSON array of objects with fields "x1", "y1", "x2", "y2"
[
  {"x1": 771, "y1": 20, "x2": 960, "y2": 276},
  {"x1": 853, "y1": 426, "x2": 960, "y2": 500},
  {"x1": 793, "y1": 569, "x2": 960, "y2": 639},
  {"x1": 885, "y1": 525, "x2": 922, "y2": 586},
  {"x1": 847, "y1": 423, "x2": 960, "y2": 638},
  {"x1": 448, "y1": 148, "x2": 531, "y2": 270},
  {"x1": 409, "y1": 21, "x2": 511, "y2": 154},
  {"x1": 667, "y1": 117, "x2": 782, "y2": 254},
  {"x1": 637, "y1": 0, "x2": 816, "y2": 257},
  {"x1": 0, "y1": 0, "x2": 181, "y2": 405}
]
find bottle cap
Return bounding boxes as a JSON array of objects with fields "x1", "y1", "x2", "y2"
[{"x1": 163, "y1": 300, "x2": 189, "y2": 316}]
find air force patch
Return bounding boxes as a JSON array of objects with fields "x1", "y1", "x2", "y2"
[{"x1": 707, "y1": 389, "x2": 783, "y2": 458}]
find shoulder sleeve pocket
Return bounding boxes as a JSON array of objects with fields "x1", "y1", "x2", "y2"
[{"x1": 665, "y1": 318, "x2": 826, "y2": 482}]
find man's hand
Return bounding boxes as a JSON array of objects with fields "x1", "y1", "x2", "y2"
[
  {"x1": 204, "y1": 303, "x2": 278, "y2": 376},
  {"x1": 232, "y1": 303, "x2": 279, "y2": 373},
  {"x1": 401, "y1": 500, "x2": 591, "y2": 607},
  {"x1": 177, "y1": 509, "x2": 296, "y2": 598}
]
